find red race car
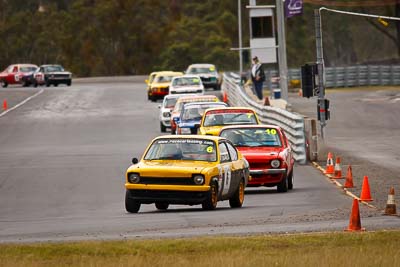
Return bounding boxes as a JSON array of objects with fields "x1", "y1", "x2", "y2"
[
  {"x1": 219, "y1": 124, "x2": 294, "y2": 192},
  {"x1": 0, "y1": 64, "x2": 38, "y2": 87}
]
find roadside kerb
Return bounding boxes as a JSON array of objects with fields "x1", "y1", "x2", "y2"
[{"x1": 312, "y1": 161, "x2": 380, "y2": 210}]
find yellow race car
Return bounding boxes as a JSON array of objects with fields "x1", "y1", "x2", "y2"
[
  {"x1": 198, "y1": 107, "x2": 260, "y2": 136},
  {"x1": 148, "y1": 71, "x2": 183, "y2": 102},
  {"x1": 125, "y1": 135, "x2": 250, "y2": 213},
  {"x1": 145, "y1": 71, "x2": 160, "y2": 100}
]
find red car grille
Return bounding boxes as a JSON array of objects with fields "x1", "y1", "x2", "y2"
[{"x1": 249, "y1": 162, "x2": 271, "y2": 169}]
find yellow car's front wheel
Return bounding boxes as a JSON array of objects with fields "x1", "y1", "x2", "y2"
[
  {"x1": 202, "y1": 182, "x2": 218, "y2": 210},
  {"x1": 125, "y1": 190, "x2": 141, "y2": 213}
]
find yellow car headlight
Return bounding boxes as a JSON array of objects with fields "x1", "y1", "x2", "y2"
[
  {"x1": 193, "y1": 175, "x2": 205, "y2": 185},
  {"x1": 128, "y1": 173, "x2": 140, "y2": 183}
]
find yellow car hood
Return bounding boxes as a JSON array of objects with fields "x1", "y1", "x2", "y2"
[
  {"x1": 129, "y1": 160, "x2": 215, "y2": 177},
  {"x1": 200, "y1": 126, "x2": 223, "y2": 136}
]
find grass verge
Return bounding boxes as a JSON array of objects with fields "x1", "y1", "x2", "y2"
[{"x1": 1, "y1": 230, "x2": 399, "y2": 267}]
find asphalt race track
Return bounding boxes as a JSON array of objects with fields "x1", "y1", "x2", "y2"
[{"x1": 0, "y1": 79, "x2": 398, "y2": 243}]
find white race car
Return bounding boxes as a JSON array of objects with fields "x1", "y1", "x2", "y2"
[
  {"x1": 169, "y1": 75, "x2": 204, "y2": 95},
  {"x1": 158, "y1": 94, "x2": 196, "y2": 132}
]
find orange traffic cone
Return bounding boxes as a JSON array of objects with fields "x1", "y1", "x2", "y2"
[
  {"x1": 324, "y1": 152, "x2": 334, "y2": 175},
  {"x1": 344, "y1": 165, "x2": 355, "y2": 188},
  {"x1": 333, "y1": 156, "x2": 343, "y2": 179},
  {"x1": 223, "y1": 91, "x2": 228, "y2": 103},
  {"x1": 264, "y1": 97, "x2": 270, "y2": 106},
  {"x1": 384, "y1": 187, "x2": 397, "y2": 216},
  {"x1": 360, "y1": 176, "x2": 373, "y2": 202},
  {"x1": 2, "y1": 99, "x2": 7, "y2": 110},
  {"x1": 345, "y1": 199, "x2": 364, "y2": 231}
]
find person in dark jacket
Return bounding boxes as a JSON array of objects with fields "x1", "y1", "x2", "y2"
[{"x1": 250, "y1": 56, "x2": 265, "y2": 100}]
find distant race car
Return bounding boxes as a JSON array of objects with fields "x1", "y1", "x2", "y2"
[
  {"x1": 198, "y1": 107, "x2": 260, "y2": 136},
  {"x1": 169, "y1": 75, "x2": 204, "y2": 95},
  {"x1": 169, "y1": 94, "x2": 220, "y2": 134},
  {"x1": 0, "y1": 63, "x2": 38, "y2": 87},
  {"x1": 145, "y1": 71, "x2": 159, "y2": 99},
  {"x1": 124, "y1": 135, "x2": 250, "y2": 213},
  {"x1": 175, "y1": 101, "x2": 228, "y2": 135},
  {"x1": 219, "y1": 125, "x2": 294, "y2": 192},
  {"x1": 185, "y1": 63, "x2": 221, "y2": 90},
  {"x1": 148, "y1": 71, "x2": 183, "y2": 101},
  {"x1": 158, "y1": 94, "x2": 196, "y2": 132},
  {"x1": 33, "y1": 64, "x2": 72, "y2": 87}
]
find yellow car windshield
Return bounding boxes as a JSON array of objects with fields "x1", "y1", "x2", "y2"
[
  {"x1": 203, "y1": 110, "x2": 258, "y2": 127},
  {"x1": 144, "y1": 138, "x2": 217, "y2": 162}
]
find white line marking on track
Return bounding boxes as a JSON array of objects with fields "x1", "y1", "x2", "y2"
[{"x1": 0, "y1": 89, "x2": 44, "y2": 117}]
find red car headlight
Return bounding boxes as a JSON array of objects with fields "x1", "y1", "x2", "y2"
[{"x1": 270, "y1": 159, "x2": 281, "y2": 168}]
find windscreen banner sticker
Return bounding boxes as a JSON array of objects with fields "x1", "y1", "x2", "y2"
[
  {"x1": 192, "y1": 78, "x2": 200, "y2": 83},
  {"x1": 157, "y1": 139, "x2": 214, "y2": 145},
  {"x1": 209, "y1": 67, "x2": 215, "y2": 71},
  {"x1": 266, "y1": 129, "x2": 277, "y2": 135},
  {"x1": 207, "y1": 109, "x2": 254, "y2": 114}
]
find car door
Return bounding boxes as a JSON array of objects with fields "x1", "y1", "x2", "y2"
[
  {"x1": 217, "y1": 141, "x2": 233, "y2": 199},
  {"x1": 9, "y1": 66, "x2": 18, "y2": 83},
  {"x1": 225, "y1": 141, "x2": 245, "y2": 191}
]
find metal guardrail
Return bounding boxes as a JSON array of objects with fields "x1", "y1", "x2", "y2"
[
  {"x1": 263, "y1": 64, "x2": 400, "y2": 89},
  {"x1": 222, "y1": 72, "x2": 307, "y2": 164}
]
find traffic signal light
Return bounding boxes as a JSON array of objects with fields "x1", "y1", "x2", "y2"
[
  {"x1": 317, "y1": 98, "x2": 330, "y2": 121},
  {"x1": 301, "y1": 64, "x2": 317, "y2": 98}
]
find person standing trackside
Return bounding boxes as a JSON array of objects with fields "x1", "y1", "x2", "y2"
[{"x1": 251, "y1": 56, "x2": 265, "y2": 100}]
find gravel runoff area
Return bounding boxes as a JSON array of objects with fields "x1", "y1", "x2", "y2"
[{"x1": 287, "y1": 90, "x2": 399, "y2": 217}]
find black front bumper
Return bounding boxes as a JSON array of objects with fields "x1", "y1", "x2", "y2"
[{"x1": 127, "y1": 189, "x2": 208, "y2": 205}]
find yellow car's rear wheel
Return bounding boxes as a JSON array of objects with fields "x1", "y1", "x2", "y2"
[
  {"x1": 229, "y1": 179, "x2": 245, "y2": 208},
  {"x1": 202, "y1": 182, "x2": 218, "y2": 210}
]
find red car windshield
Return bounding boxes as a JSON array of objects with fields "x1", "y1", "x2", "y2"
[{"x1": 220, "y1": 128, "x2": 282, "y2": 147}]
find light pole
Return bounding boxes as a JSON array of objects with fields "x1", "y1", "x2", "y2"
[
  {"x1": 238, "y1": 0, "x2": 243, "y2": 74},
  {"x1": 276, "y1": 0, "x2": 289, "y2": 101}
]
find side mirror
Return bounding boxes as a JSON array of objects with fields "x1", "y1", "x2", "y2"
[{"x1": 132, "y1": 158, "x2": 139, "y2": 164}]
